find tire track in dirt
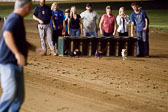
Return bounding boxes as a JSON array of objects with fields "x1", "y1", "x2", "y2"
[{"x1": 22, "y1": 55, "x2": 168, "y2": 112}]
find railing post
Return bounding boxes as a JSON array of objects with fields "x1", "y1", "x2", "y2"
[
  {"x1": 70, "y1": 39, "x2": 74, "y2": 52},
  {"x1": 106, "y1": 41, "x2": 110, "y2": 56},
  {"x1": 115, "y1": 41, "x2": 119, "y2": 56},
  {"x1": 58, "y1": 36, "x2": 64, "y2": 56},
  {"x1": 97, "y1": 40, "x2": 101, "y2": 51},
  {"x1": 88, "y1": 40, "x2": 92, "y2": 56},
  {"x1": 79, "y1": 39, "x2": 83, "y2": 55},
  {"x1": 133, "y1": 40, "x2": 137, "y2": 56},
  {"x1": 124, "y1": 41, "x2": 128, "y2": 56}
]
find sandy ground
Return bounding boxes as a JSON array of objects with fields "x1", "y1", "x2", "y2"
[{"x1": 0, "y1": 20, "x2": 168, "y2": 112}]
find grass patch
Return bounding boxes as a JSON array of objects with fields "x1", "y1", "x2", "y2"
[{"x1": 0, "y1": 3, "x2": 168, "y2": 30}]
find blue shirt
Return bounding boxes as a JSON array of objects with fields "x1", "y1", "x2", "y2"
[
  {"x1": 50, "y1": 10, "x2": 64, "y2": 30},
  {"x1": 64, "y1": 15, "x2": 69, "y2": 33},
  {"x1": 33, "y1": 5, "x2": 52, "y2": 24},
  {"x1": 0, "y1": 13, "x2": 28, "y2": 65},
  {"x1": 130, "y1": 10, "x2": 147, "y2": 32}
]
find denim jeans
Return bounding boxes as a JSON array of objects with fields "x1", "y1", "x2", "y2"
[
  {"x1": 136, "y1": 30, "x2": 149, "y2": 56},
  {"x1": 38, "y1": 24, "x2": 56, "y2": 53},
  {"x1": 103, "y1": 30, "x2": 113, "y2": 37},
  {"x1": 70, "y1": 28, "x2": 81, "y2": 37},
  {"x1": 84, "y1": 30, "x2": 97, "y2": 37},
  {"x1": 0, "y1": 64, "x2": 25, "y2": 112}
]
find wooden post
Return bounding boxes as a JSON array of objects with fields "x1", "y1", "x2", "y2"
[
  {"x1": 97, "y1": 41, "x2": 101, "y2": 51},
  {"x1": 70, "y1": 40, "x2": 74, "y2": 52},
  {"x1": 124, "y1": 41, "x2": 128, "y2": 56},
  {"x1": 88, "y1": 41, "x2": 92, "y2": 56},
  {"x1": 79, "y1": 40, "x2": 83, "y2": 55},
  {"x1": 106, "y1": 41, "x2": 110, "y2": 56},
  {"x1": 133, "y1": 40, "x2": 137, "y2": 56},
  {"x1": 58, "y1": 36, "x2": 64, "y2": 56},
  {"x1": 115, "y1": 41, "x2": 119, "y2": 56}
]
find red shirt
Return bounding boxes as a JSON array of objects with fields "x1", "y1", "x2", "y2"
[{"x1": 103, "y1": 14, "x2": 115, "y2": 33}]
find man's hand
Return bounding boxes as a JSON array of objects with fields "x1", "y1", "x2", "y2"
[
  {"x1": 15, "y1": 53, "x2": 26, "y2": 66},
  {"x1": 36, "y1": 48, "x2": 46, "y2": 56},
  {"x1": 27, "y1": 42, "x2": 46, "y2": 56},
  {"x1": 33, "y1": 15, "x2": 44, "y2": 24},
  {"x1": 39, "y1": 20, "x2": 44, "y2": 24}
]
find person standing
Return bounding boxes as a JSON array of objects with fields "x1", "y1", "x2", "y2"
[
  {"x1": 50, "y1": 2, "x2": 64, "y2": 54},
  {"x1": 0, "y1": 0, "x2": 45, "y2": 111},
  {"x1": 138, "y1": 6, "x2": 150, "y2": 56},
  {"x1": 99, "y1": 6, "x2": 117, "y2": 36},
  {"x1": 130, "y1": 2, "x2": 149, "y2": 57},
  {"x1": 116, "y1": 7, "x2": 130, "y2": 36},
  {"x1": 63, "y1": 9, "x2": 70, "y2": 36},
  {"x1": 68, "y1": 6, "x2": 82, "y2": 37},
  {"x1": 33, "y1": 0, "x2": 56, "y2": 56},
  {"x1": 80, "y1": 3, "x2": 100, "y2": 37}
]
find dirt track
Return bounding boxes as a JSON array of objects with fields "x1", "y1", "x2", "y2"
[{"x1": 0, "y1": 20, "x2": 168, "y2": 112}]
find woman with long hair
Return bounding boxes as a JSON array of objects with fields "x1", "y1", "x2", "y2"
[
  {"x1": 50, "y1": 2, "x2": 64, "y2": 55},
  {"x1": 116, "y1": 7, "x2": 130, "y2": 36},
  {"x1": 68, "y1": 6, "x2": 83, "y2": 37}
]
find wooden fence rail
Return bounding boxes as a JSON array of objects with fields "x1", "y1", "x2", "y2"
[{"x1": 58, "y1": 36, "x2": 137, "y2": 57}]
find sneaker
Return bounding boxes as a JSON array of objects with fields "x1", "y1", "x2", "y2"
[{"x1": 49, "y1": 52, "x2": 57, "y2": 56}]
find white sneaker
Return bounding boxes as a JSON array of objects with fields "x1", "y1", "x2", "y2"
[{"x1": 49, "y1": 52, "x2": 57, "y2": 56}]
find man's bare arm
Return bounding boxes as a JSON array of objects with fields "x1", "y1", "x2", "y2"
[
  {"x1": 3, "y1": 31, "x2": 25, "y2": 66},
  {"x1": 131, "y1": 22, "x2": 135, "y2": 37},
  {"x1": 143, "y1": 18, "x2": 148, "y2": 31},
  {"x1": 27, "y1": 42, "x2": 46, "y2": 55},
  {"x1": 27, "y1": 42, "x2": 36, "y2": 51},
  {"x1": 33, "y1": 15, "x2": 43, "y2": 24}
]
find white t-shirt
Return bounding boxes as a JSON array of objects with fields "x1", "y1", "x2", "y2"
[
  {"x1": 80, "y1": 10, "x2": 100, "y2": 32},
  {"x1": 116, "y1": 15, "x2": 130, "y2": 33}
]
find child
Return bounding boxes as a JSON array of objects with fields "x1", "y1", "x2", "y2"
[{"x1": 63, "y1": 9, "x2": 70, "y2": 36}]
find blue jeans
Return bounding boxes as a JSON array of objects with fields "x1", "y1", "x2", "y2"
[
  {"x1": 136, "y1": 30, "x2": 149, "y2": 56},
  {"x1": 103, "y1": 30, "x2": 113, "y2": 37},
  {"x1": 70, "y1": 28, "x2": 81, "y2": 37},
  {"x1": 0, "y1": 64, "x2": 25, "y2": 112},
  {"x1": 84, "y1": 30, "x2": 97, "y2": 37}
]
